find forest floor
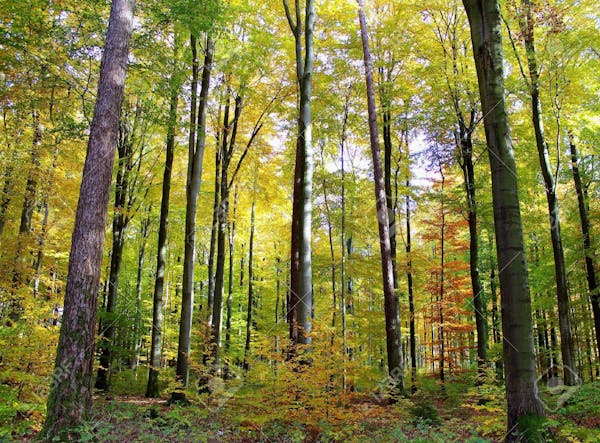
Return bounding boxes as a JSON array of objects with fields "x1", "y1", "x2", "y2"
[{"x1": 6, "y1": 377, "x2": 600, "y2": 442}]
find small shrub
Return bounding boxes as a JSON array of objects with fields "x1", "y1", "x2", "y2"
[{"x1": 410, "y1": 397, "x2": 442, "y2": 426}]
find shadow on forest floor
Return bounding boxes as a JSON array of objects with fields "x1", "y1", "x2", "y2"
[{"x1": 6, "y1": 380, "x2": 600, "y2": 442}]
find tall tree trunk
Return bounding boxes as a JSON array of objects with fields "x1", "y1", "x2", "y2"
[
  {"x1": 211, "y1": 93, "x2": 242, "y2": 370},
  {"x1": 11, "y1": 109, "x2": 42, "y2": 306},
  {"x1": 462, "y1": 0, "x2": 544, "y2": 437},
  {"x1": 379, "y1": 71, "x2": 398, "y2": 292},
  {"x1": 458, "y1": 128, "x2": 488, "y2": 373},
  {"x1": 132, "y1": 207, "x2": 151, "y2": 370},
  {"x1": 339, "y1": 93, "x2": 349, "y2": 391},
  {"x1": 225, "y1": 187, "x2": 237, "y2": 352},
  {"x1": 243, "y1": 199, "x2": 256, "y2": 371},
  {"x1": 406, "y1": 179, "x2": 417, "y2": 394},
  {"x1": 42, "y1": 0, "x2": 135, "y2": 437},
  {"x1": 319, "y1": 146, "x2": 336, "y2": 342},
  {"x1": 569, "y1": 137, "x2": 600, "y2": 361},
  {"x1": 521, "y1": 0, "x2": 576, "y2": 385},
  {"x1": 146, "y1": 70, "x2": 179, "y2": 397},
  {"x1": 357, "y1": 0, "x2": 404, "y2": 394},
  {"x1": 173, "y1": 34, "x2": 214, "y2": 403},
  {"x1": 438, "y1": 167, "x2": 446, "y2": 388},
  {"x1": 284, "y1": 0, "x2": 314, "y2": 348},
  {"x1": 96, "y1": 115, "x2": 136, "y2": 391},
  {"x1": 207, "y1": 137, "x2": 221, "y2": 326}
]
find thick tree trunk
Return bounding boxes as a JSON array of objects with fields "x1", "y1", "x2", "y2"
[
  {"x1": 521, "y1": 0, "x2": 576, "y2": 385},
  {"x1": 146, "y1": 73, "x2": 179, "y2": 397},
  {"x1": 569, "y1": 137, "x2": 600, "y2": 361},
  {"x1": 462, "y1": 0, "x2": 544, "y2": 437},
  {"x1": 42, "y1": 0, "x2": 135, "y2": 438},
  {"x1": 284, "y1": 0, "x2": 314, "y2": 348},
  {"x1": 357, "y1": 0, "x2": 404, "y2": 394},
  {"x1": 173, "y1": 34, "x2": 213, "y2": 403}
]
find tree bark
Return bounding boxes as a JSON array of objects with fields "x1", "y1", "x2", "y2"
[
  {"x1": 406, "y1": 179, "x2": 417, "y2": 393},
  {"x1": 243, "y1": 199, "x2": 256, "y2": 371},
  {"x1": 146, "y1": 67, "x2": 179, "y2": 397},
  {"x1": 569, "y1": 137, "x2": 600, "y2": 361},
  {"x1": 42, "y1": 0, "x2": 135, "y2": 437},
  {"x1": 462, "y1": 0, "x2": 544, "y2": 437},
  {"x1": 357, "y1": 0, "x2": 404, "y2": 394},
  {"x1": 132, "y1": 206, "x2": 151, "y2": 370},
  {"x1": 521, "y1": 0, "x2": 576, "y2": 385},
  {"x1": 284, "y1": 0, "x2": 314, "y2": 348},
  {"x1": 173, "y1": 34, "x2": 214, "y2": 403}
]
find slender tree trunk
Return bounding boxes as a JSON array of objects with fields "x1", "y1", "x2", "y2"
[
  {"x1": 319, "y1": 146, "x2": 336, "y2": 342},
  {"x1": 42, "y1": 0, "x2": 135, "y2": 437},
  {"x1": 211, "y1": 94, "x2": 241, "y2": 370},
  {"x1": 18, "y1": 109, "x2": 42, "y2": 236},
  {"x1": 357, "y1": 0, "x2": 404, "y2": 394},
  {"x1": 340, "y1": 94, "x2": 349, "y2": 391},
  {"x1": 33, "y1": 144, "x2": 59, "y2": 299},
  {"x1": 225, "y1": 188, "x2": 237, "y2": 352},
  {"x1": 521, "y1": 0, "x2": 576, "y2": 385},
  {"x1": 458, "y1": 129, "x2": 487, "y2": 372},
  {"x1": 146, "y1": 70, "x2": 179, "y2": 397},
  {"x1": 462, "y1": 0, "x2": 544, "y2": 437},
  {"x1": 131, "y1": 207, "x2": 150, "y2": 370},
  {"x1": 439, "y1": 168, "x2": 446, "y2": 389},
  {"x1": 406, "y1": 180, "x2": 417, "y2": 394},
  {"x1": 146, "y1": 77, "x2": 178, "y2": 394},
  {"x1": 569, "y1": 137, "x2": 600, "y2": 361},
  {"x1": 96, "y1": 118, "x2": 135, "y2": 391},
  {"x1": 0, "y1": 112, "x2": 18, "y2": 238},
  {"x1": 207, "y1": 137, "x2": 221, "y2": 326},
  {"x1": 173, "y1": 34, "x2": 214, "y2": 403},
  {"x1": 379, "y1": 76, "x2": 398, "y2": 291},
  {"x1": 243, "y1": 200, "x2": 256, "y2": 371}
]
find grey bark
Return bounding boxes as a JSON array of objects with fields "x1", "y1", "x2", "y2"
[
  {"x1": 462, "y1": 0, "x2": 544, "y2": 437},
  {"x1": 521, "y1": 0, "x2": 576, "y2": 385},
  {"x1": 283, "y1": 0, "x2": 314, "y2": 347},
  {"x1": 173, "y1": 34, "x2": 214, "y2": 402}
]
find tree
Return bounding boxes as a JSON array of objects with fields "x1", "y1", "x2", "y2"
[
  {"x1": 357, "y1": 0, "x2": 404, "y2": 395},
  {"x1": 146, "y1": 39, "x2": 182, "y2": 398},
  {"x1": 172, "y1": 34, "x2": 214, "y2": 403},
  {"x1": 283, "y1": 0, "x2": 315, "y2": 348},
  {"x1": 517, "y1": 0, "x2": 576, "y2": 385},
  {"x1": 461, "y1": 0, "x2": 545, "y2": 438},
  {"x1": 42, "y1": 0, "x2": 135, "y2": 438},
  {"x1": 569, "y1": 136, "x2": 600, "y2": 362}
]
